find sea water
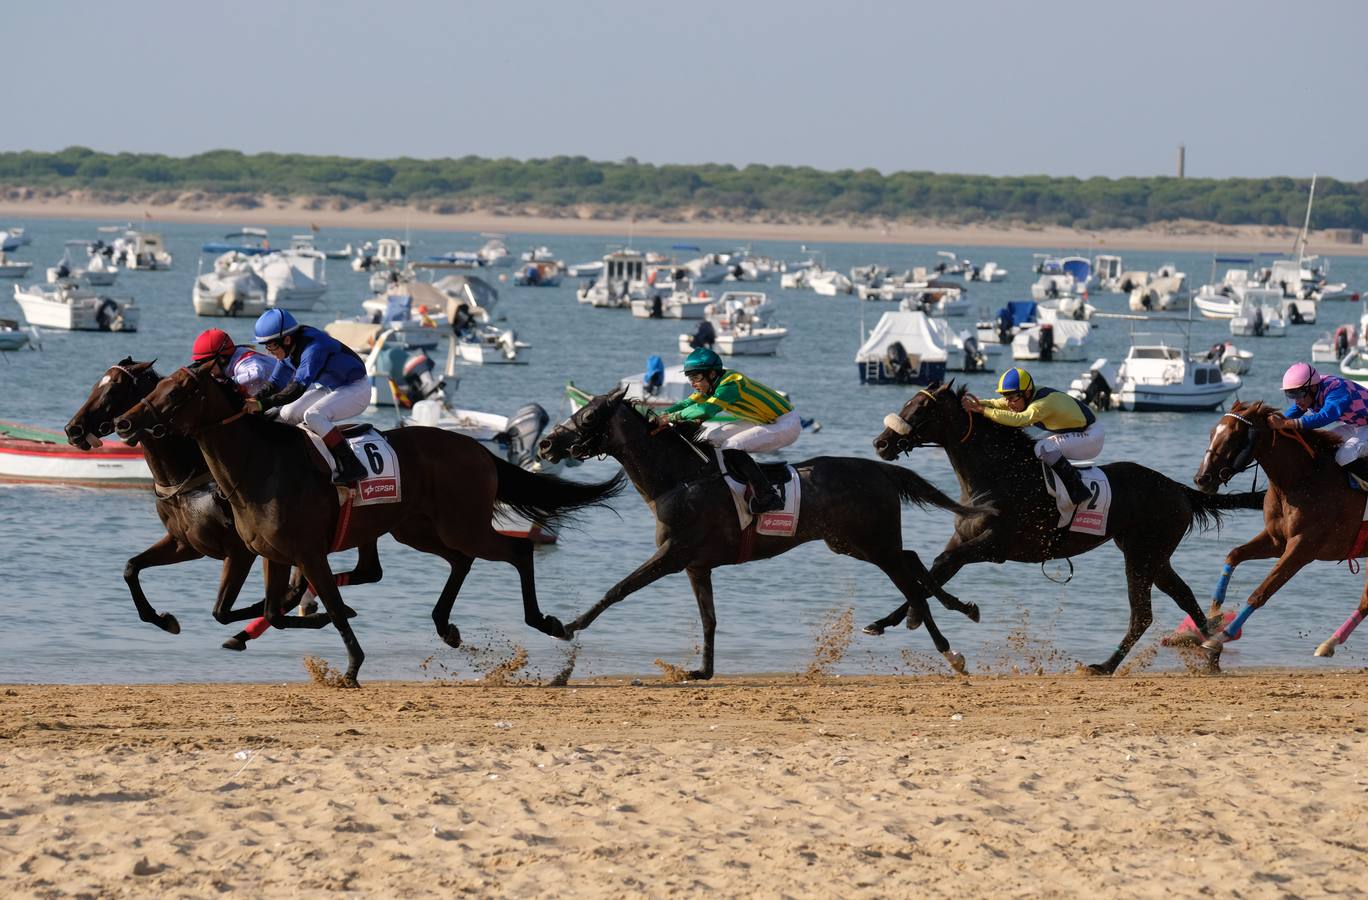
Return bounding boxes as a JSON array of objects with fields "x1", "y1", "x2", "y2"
[{"x1": 2, "y1": 218, "x2": 1366, "y2": 683}]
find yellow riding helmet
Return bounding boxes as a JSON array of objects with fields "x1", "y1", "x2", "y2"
[{"x1": 996, "y1": 367, "x2": 1034, "y2": 395}]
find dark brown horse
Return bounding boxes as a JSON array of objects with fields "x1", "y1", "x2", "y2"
[
  {"x1": 870, "y1": 382, "x2": 1265, "y2": 673},
  {"x1": 536, "y1": 387, "x2": 991, "y2": 677},
  {"x1": 66, "y1": 358, "x2": 377, "y2": 646},
  {"x1": 1193, "y1": 400, "x2": 1368, "y2": 662},
  {"x1": 114, "y1": 362, "x2": 623, "y2": 685}
]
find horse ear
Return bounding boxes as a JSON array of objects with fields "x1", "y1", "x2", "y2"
[
  {"x1": 118, "y1": 355, "x2": 133, "y2": 366},
  {"x1": 607, "y1": 385, "x2": 629, "y2": 404}
]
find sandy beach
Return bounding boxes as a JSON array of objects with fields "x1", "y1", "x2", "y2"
[
  {"x1": 2, "y1": 192, "x2": 1365, "y2": 256},
  {"x1": 2, "y1": 671, "x2": 1366, "y2": 897}
]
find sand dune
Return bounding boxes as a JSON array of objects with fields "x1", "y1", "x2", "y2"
[{"x1": 2, "y1": 673, "x2": 1365, "y2": 896}]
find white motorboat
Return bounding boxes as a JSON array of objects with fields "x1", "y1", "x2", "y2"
[
  {"x1": 352, "y1": 238, "x2": 407, "y2": 273},
  {"x1": 0, "y1": 228, "x2": 31, "y2": 252},
  {"x1": 0, "y1": 318, "x2": 36, "y2": 351},
  {"x1": 250, "y1": 248, "x2": 327, "y2": 310},
  {"x1": 1031, "y1": 256, "x2": 1093, "y2": 300},
  {"x1": 192, "y1": 252, "x2": 268, "y2": 317},
  {"x1": 678, "y1": 319, "x2": 787, "y2": 356},
  {"x1": 566, "y1": 260, "x2": 604, "y2": 278},
  {"x1": 513, "y1": 261, "x2": 562, "y2": 287},
  {"x1": 1312, "y1": 324, "x2": 1358, "y2": 365},
  {"x1": 46, "y1": 241, "x2": 119, "y2": 286},
  {"x1": 809, "y1": 269, "x2": 854, "y2": 296},
  {"x1": 1011, "y1": 319, "x2": 1091, "y2": 362},
  {"x1": 0, "y1": 252, "x2": 32, "y2": 279},
  {"x1": 577, "y1": 249, "x2": 654, "y2": 307},
  {"x1": 1068, "y1": 333, "x2": 1241, "y2": 412},
  {"x1": 899, "y1": 286, "x2": 969, "y2": 318},
  {"x1": 631, "y1": 291, "x2": 712, "y2": 319},
  {"x1": 856, "y1": 310, "x2": 988, "y2": 384},
  {"x1": 453, "y1": 327, "x2": 531, "y2": 365},
  {"x1": 1128, "y1": 269, "x2": 1189, "y2": 313},
  {"x1": 933, "y1": 251, "x2": 969, "y2": 277},
  {"x1": 1094, "y1": 255, "x2": 1125, "y2": 292},
  {"x1": 1341, "y1": 349, "x2": 1368, "y2": 385},
  {"x1": 520, "y1": 245, "x2": 560, "y2": 264},
  {"x1": 109, "y1": 228, "x2": 173, "y2": 270},
  {"x1": 967, "y1": 261, "x2": 1007, "y2": 283},
  {"x1": 684, "y1": 253, "x2": 730, "y2": 285},
  {"x1": 13, "y1": 282, "x2": 138, "y2": 331},
  {"x1": 478, "y1": 236, "x2": 513, "y2": 268},
  {"x1": 1229, "y1": 289, "x2": 1287, "y2": 337}
]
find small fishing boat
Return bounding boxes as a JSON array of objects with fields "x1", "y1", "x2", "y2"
[
  {"x1": 0, "y1": 420, "x2": 151, "y2": 488},
  {"x1": 631, "y1": 291, "x2": 712, "y2": 319},
  {"x1": 1068, "y1": 332, "x2": 1242, "y2": 412},
  {"x1": 0, "y1": 251, "x2": 32, "y2": 279},
  {"x1": 13, "y1": 282, "x2": 139, "y2": 331}
]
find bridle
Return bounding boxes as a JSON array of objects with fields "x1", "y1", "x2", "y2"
[
  {"x1": 881, "y1": 388, "x2": 973, "y2": 454},
  {"x1": 1203, "y1": 409, "x2": 1314, "y2": 488}
]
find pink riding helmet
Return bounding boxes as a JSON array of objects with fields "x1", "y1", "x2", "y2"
[{"x1": 1281, "y1": 362, "x2": 1322, "y2": 391}]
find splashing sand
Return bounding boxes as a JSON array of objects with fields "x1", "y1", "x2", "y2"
[
  {"x1": 302, "y1": 656, "x2": 350, "y2": 689},
  {"x1": 653, "y1": 659, "x2": 691, "y2": 683},
  {"x1": 804, "y1": 607, "x2": 854, "y2": 681}
]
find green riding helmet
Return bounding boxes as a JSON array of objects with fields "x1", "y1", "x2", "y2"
[{"x1": 683, "y1": 347, "x2": 724, "y2": 375}]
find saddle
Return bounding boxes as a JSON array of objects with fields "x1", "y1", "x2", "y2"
[{"x1": 718, "y1": 452, "x2": 793, "y2": 487}]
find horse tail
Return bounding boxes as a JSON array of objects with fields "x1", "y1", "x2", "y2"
[
  {"x1": 491, "y1": 457, "x2": 626, "y2": 529},
  {"x1": 1183, "y1": 487, "x2": 1266, "y2": 534},
  {"x1": 884, "y1": 463, "x2": 995, "y2": 519}
]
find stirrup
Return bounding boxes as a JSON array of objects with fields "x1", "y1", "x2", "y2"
[{"x1": 748, "y1": 491, "x2": 783, "y2": 515}]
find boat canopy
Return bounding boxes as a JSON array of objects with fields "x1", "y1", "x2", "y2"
[
  {"x1": 1060, "y1": 257, "x2": 1092, "y2": 285},
  {"x1": 998, "y1": 301, "x2": 1038, "y2": 328}
]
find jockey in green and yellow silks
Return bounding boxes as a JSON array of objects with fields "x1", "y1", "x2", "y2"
[
  {"x1": 662, "y1": 347, "x2": 801, "y2": 514},
  {"x1": 962, "y1": 367, "x2": 1104, "y2": 507}
]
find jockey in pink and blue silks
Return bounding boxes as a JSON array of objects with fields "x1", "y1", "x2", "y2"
[{"x1": 1272, "y1": 362, "x2": 1368, "y2": 483}]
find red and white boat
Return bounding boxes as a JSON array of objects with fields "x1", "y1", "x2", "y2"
[{"x1": 0, "y1": 420, "x2": 151, "y2": 488}]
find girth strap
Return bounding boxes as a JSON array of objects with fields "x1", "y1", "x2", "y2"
[{"x1": 152, "y1": 470, "x2": 214, "y2": 500}]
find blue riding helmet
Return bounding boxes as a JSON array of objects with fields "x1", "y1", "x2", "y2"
[
  {"x1": 995, "y1": 367, "x2": 1035, "y2": 396},
  {"x1": 253, "y1": 308, "x2": 300, "y2": 343}
]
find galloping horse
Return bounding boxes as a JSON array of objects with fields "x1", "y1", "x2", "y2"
[
  {"x1": 66, "y1": 358, "x2": 379, "y2": 646},
  {"x1": 870, "y1": 383, "x2": 1265, "y2": 673},
  {"x1": 115, "y1": 363, "x2": 624, "y2": 685},
  {"x1": 1194, "y1": 400, "x2": 1368, "y2": 662},
  {"x1": 536, "y1": 387, "x2": 992, "y2": 677}
]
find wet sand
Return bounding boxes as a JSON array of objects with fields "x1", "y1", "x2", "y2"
[
  {"x1": 2, "y1": 194, "x2": 1364, "y2": 255},
  {"x1": 2, "y1": 672, "x2": 1366, "y2": 897}
]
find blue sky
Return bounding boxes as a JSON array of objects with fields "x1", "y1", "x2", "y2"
[{"x1": 8, "y1": 0, "x2": 1366, "y2": 179}]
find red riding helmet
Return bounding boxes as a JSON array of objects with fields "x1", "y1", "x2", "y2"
[{"x1": 192, "y1": 328, "x2": 235, "y2": 362}]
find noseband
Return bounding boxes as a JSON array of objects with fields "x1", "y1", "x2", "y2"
[
  {"x1": 1205, "y1": 410, "x2": 1315, "y2": 487},
  {"x1": 884, "y1": 389, "x2": 973, "y2": 453}
]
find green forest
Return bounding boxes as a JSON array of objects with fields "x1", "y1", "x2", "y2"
[{"x1": 2, "y1": 147, "x2": 1362, "y2": 231}]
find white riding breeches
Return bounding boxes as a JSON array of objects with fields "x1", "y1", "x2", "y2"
[
  {"x1": 1033, "y1": 421, "x2": 1105, "y2": 464},
  {"x1": 1326, "y1": 422, "x2": 1368, "y2": 466},
  {"x1": 698, "y1": 409, "x2": 802, "y2": 453},
  {"x1": 278, "y1": 380, "x2": 371, "y2": 438}
]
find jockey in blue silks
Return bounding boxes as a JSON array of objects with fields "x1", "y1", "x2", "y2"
[
  {"x1": 1273, "y1": 362, "x2": 1368, "y2": 483},
  {"x1": 250, "y1": 308, "x2": 370, "y2": 485}
]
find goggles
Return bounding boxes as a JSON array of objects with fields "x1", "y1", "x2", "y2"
[{"x1": 1283, "y1": 386, "x2": 1313, "y2": 400}]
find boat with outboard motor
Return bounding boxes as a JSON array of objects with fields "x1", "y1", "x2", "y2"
[
  {"x1": 14, "y1": 282, "x2": 138, "y2": 331},
  {"x1": 1068, "y1": 328, "x2": 1241, "y2": 412}
]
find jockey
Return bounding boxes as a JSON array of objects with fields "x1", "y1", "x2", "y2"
[
  {"x1": 661, "y1": 347, "x2": 800, "y2": 514},
  {"x1": 190, "y1": 328, "x2": 279, "y2": 398},
  {"x1": 962, "y1": 367, "x2": 1102, "y2": 507},
  {"x1": 1274, "y1": 362, "x2": 1368, "y2": 482},
  {"x1": 250, "y1": 308, "x2": 370, "y2": 485}
]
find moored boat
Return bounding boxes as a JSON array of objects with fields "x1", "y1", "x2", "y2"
[{"x1": 0, "y1": 420, "x2": 151, "y2": 488}]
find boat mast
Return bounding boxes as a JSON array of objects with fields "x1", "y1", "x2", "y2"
[{"x1": 1294, "y1": 174, "x2": 1317, "y2": 265}]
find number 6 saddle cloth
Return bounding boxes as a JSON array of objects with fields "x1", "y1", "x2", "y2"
[
  {"x1": 1042, "y1": 461, "x2": 1111, "y2": 536},
  {"x1": 301, "y1": 424, "x2": 403, "y2": 506}
]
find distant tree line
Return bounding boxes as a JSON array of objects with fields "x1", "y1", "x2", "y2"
[{"x1": 1, "y1": 147, "x2": 1363, "y2": 230}]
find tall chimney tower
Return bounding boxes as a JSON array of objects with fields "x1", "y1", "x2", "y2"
[{"x1": 1177, "y1": 144, "x2": 1186, "y2": 178}]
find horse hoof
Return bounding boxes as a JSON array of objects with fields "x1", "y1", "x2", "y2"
[
  {"x1": 943, "y1": 650, "x2": 967, "y2": 674},
  {"x1": 221, "y1": 637, "x2": 246, "y2": 652},
  {"x1": 862, "y1": 623, "x2": 885, "y2": 636},
  {"x1": 1314, "y1": 640, "x2": 1337, "y2": 658},
  {"x1": 1200, "y1": 638, "x2": 1224, "y2": 652},
  {"x1": 965, "y1": 604, "x2": 981, "y2": 624},
  {"x1": 541, "y1": 615, "x2": 570, "y2": 641},
  {"x1": 686, "y1": 669, "x2": 713, "y2": 681},
  {"x1": 1082, "y1": 663, "x2": 1110, "y2": 676},
  {"x1": 342, "y1": 604, "x2": 359, "y2": 620},
  {"x1": 342, "y1": 673, "x2": 361, "y2": 689},
  {"x1": 905, "y1": 612, "x2": 923, "y2": 631},
  {"x1": 300, "y1": 598, "x2": 319, "y2": 616},
  {"x1": 441, "y1": 625, "x2": 462, "y2": 649},
  {"x1": 160, "y1": 614, "x2": 181, "y2": 635}
]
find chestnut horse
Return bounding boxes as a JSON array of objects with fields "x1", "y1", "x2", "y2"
[
  {"x1": 537, "y1": 387, "x2": 992, "y2": 677},
  {"x1": 115, "y1": 363, "x2": 623, "y2": 685},
  {"x1": 1193, "y1": 400, "x2": 1368, "y2": 664},
  {"x1": 66, "y1": 358, "x2": 377, "y2": 646},
  {"x1": 871, "y1": 383, "x2": 1265, "y2": 673}
]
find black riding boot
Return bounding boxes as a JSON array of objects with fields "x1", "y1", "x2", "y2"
[
  {"x1": 1345, "y1": 457, "x2": 1368, "y2": 487},
  {"x1": 330, "y1": 442, "x2": 369, "y2": 486},
  {"x1": 1049, "y1": 457, "x2": 1091, "y2": 506},
  {"x1": 723, "y1": 448, "x2": 782, "y2": 515}
]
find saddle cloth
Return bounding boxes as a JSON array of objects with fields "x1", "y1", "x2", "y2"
[
  {"x1": 1042, "y1": 462, "x2": 1111, "y2": 536},
  {"x1": 722, "y1": 465, "x2": 801, "y2": 537},
  {"x1": 302, "y1": 424, "x2": 402, "y2": 506},
  {"x1": 1348, "y1": 494, "x2": 1368, "y2": 561}
]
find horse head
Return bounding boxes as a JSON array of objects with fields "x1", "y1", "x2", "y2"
[
  {"x1": 1194, "y1": 401, "x2": 1271, "y2": 493},
  {"x1": 873, "y1": 382, "x2": 968, "y2": 459},
  {"x1": 66, "y1": 357, "x2": 160, "y2": 449},
  {"x1": 539, "y1": 385, "x2": 630, "y2": 463},
  {"x1": 115, "y1": 362, "x2": 240, "y2": 442}
]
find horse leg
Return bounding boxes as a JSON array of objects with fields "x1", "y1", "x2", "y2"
[
  {"x1": 1151, "y1": 559, "x2": 1209, "y2": 639},
  {"x1": 863, "y1": 533, "x2": 994, "y2": 636},
  {"x1": 1316, "y1": 578, "x2": 1368, "y2": 657},
  {"x1": 124, "y1": 533, "x2": 201, "y2": 634},
  {"x1": 902, "y1": 550, "x2": 979, "y2": 623},
  {"x1": 293, "y1": 542, "x2": 383, "y2": 616},
  {"x1": 565, "y1": 543, "x2": 689, "y2": 635},
  {"x1": 1211, "y1": 528, "x2": 1280, "y2": 616},
  {"x1": 281, "y1": 556, "x2": 365, "y2": 686},
  {"x1": 451, "y1": 526, "x2": 565, "y2": 638},
  {"x1": 685, "y1": 568, "x2": 717, "y2": 680},
  {"x1": 429, "y1": 551, "x2": 475, "y2": 649},
  {"x1": 874, "y1": 557, "x2": 965, "y2": 674},
  {"x1": 1202, "y1": 539, "x2": 1316, "y2": 664},
  {"x1": 210, "y1": 549, "x2": 258, "y2": 624}
]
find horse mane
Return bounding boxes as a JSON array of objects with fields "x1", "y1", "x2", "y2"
[
  {"x1": 621, "y1": 400, "x2": 715, "y2": 454},
  {"x1": 1235, "y1": 399, "x2": 1345, "y2": 453}
]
